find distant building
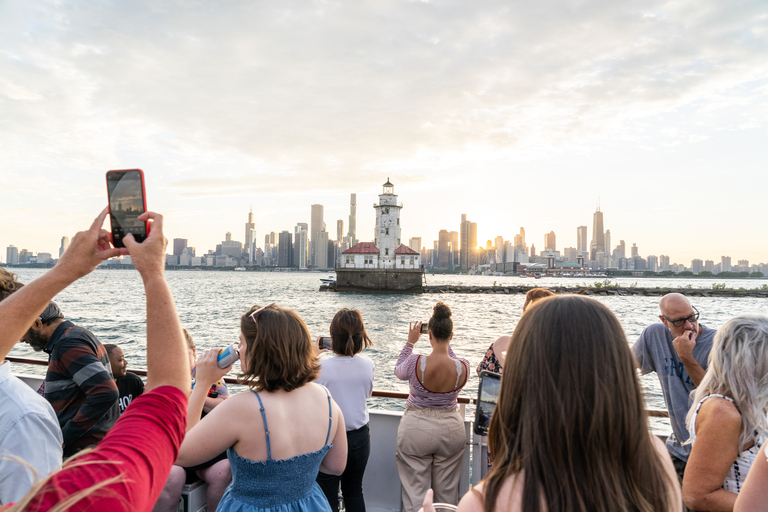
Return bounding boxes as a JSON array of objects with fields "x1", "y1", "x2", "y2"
[
  {"x1": 311, "y1": 204, "x2": 324, "y2": 266},
  {"x1": 721, "y1": 256, "x2": 732, "y2": 272},
  {"x1": 576, "y1": 225, "x2": 588, "y2": 257},
  {"x1": 6, "y1": 246, "x2": 18, "y2": 265},
  {"x1": 314, "y1": 231, "x2": 329, "y2": 269},
  {"x1": 544, "y1": 231, "x2": 556, "y2": 252},
  {"x1": 409, "y1": 237, "x2": 421, "y2": 253},
  {"x1": 347, "y1": 193, "x2": 357, "y2": 246},
  {"x1": 590, "y1": 208, "x2": 605, "y2": 262},
  {"x1": 244, "y1": 209, "x2": 255, "y2": 261},
  {"x1": 173, "y1": 238, "x2": 188, "y2": 257},
  {"x1": 337, "y1": 220, "x2": 344, "y2": 242},
  {"x1": 59, "y1": 237, "x2": 70, "y2": 258},
  {"x1": 294, "y1": 223, "x2": 308, "y2": 270},
  {"x1": 278, "y1": 231, "x2": 293, "y2": 267},
  {"x1": 37, "y1": 253, "x2": 52, "y2": 264},
  {"x1": 691, "y1": 259, "x2": 703, "y2": 274}
]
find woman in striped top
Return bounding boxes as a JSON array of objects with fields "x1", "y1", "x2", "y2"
[{"x1": 394, "y1": 301, "x2": 470, "y2": 512}]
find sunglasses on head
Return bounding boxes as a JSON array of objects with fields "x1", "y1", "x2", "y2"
[{"x1": 249, "y1": 302, "x2": 277, "y2": 323}]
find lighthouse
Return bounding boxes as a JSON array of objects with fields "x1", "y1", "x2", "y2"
[{"x1": 374, "y1": 178, "x2": 402, "y2": 268}]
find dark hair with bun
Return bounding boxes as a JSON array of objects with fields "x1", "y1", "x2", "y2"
[{"x1": 428, "y1": 301, "x2": 453, "y2": 340}]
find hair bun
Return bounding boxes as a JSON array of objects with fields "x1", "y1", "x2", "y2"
[{"x1": 433, "y1": 301, "x2": 452, "y2": 319}]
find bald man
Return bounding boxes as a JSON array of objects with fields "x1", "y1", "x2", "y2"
[{"x1": 632, "y1": 292, "x2": 716, "y2": 480}]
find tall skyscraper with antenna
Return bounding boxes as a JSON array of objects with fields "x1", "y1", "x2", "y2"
[
  {"x1": 244, "y1": 207, "x2": 255, "y2": 262},
  {"x1": 590, "y1": 202, "x2": 605, "y2": 262}
]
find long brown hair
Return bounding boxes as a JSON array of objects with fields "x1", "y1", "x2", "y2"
[
  {"x1": 484, "y1": 295, "x2": 673, "y2": 512},
  {"x1": 239, "y1": 304, "x2": 320, "y2": 392}
]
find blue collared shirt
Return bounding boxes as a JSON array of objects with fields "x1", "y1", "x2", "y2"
[{"x1": 0, "y1": 361, "x2": 63, "y2": 504}]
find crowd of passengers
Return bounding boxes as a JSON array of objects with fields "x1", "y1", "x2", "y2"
[{"x1": 0, "y1": 209, "x2": 767, "y2": 512}]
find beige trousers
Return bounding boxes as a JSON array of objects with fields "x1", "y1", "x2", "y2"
[{"x1": 395, "y1": 406, "x2": 466, "y2": 512}]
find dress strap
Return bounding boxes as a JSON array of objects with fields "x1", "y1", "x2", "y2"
[
  {"x1": 419, "y1": 355, "x2": 427, "y2": 386},
  {"x1": 323, "y1": 386, "x2": 333, "y2": 446},
  {"x1": 454, "y1": 358, "x2": 462, "y2": 389},
  {"x1": 253, "y1": 391, "x2": 271, "y2": 460}
]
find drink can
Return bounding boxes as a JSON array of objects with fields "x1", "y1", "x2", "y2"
[{"x1": 217, "y1": 344, "x2": 240, "y2": 368}]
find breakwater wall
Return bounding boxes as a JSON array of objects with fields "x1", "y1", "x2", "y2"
[{"x1": 423, "y1": 285, "x2": 768, "y2": 298}]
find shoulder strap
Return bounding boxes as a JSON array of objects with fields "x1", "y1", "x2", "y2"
[
  {"x1": 419, "y1": 355, "x2": 426, "y2": 385},
  {"x1": 454, "y1": 358, "x2": 462, "y2": 389},
  {"x1": 323, "y1": 386, "x2": 333, "y2": 446},
  {"x1": 253, "y1": 391, "x2": 271, "y2": 459}
]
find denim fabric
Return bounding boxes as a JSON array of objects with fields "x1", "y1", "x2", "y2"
[{"x1": 317, "y1": 424, "x2": 370, "y2": 512}]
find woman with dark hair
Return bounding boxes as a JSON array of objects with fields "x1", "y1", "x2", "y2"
[
  {"x1": 684, "y1": 314, "x2": 768, "y2": 511},
  {"x1": 395, "y1": 301, "x2": 470, "y2": 512},
  {"x1": 315, "y1": 308, "x2": 375, "y2": 512},
  {"x1": 176, "y1": 304, "x2": 348, "y2": 512},
  {"x1": 455, "y1": 295, "x2": 680, "y2": 512},
  {"x1": 476, "y1": 288, "x2": 554, "y2": 375}
]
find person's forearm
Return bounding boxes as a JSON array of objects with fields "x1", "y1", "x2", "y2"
[
  {"x1": 681, "y1": 358, "x2": 706, "y2": 387},
  {"x1": 203, "y1": 395, "x2": 226, "y2": 413},
  {"x1": 143, "y1": 275, "x2": 190, "y2": 394},
  {"x1": 186, "y1": 385, "x2": 209, "y2": 432},
  {"x1": 0, "y1": 267, "x2": 76, "y2": 360}
]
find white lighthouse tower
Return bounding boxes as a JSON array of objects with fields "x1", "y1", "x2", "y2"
[{"x1": 374, "y1": 178, "x2": 402, "y2": 268}]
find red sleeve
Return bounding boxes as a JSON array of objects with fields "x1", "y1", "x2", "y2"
[{"x1": 25, "y1": 386, "x2": 187, "y2": 512}]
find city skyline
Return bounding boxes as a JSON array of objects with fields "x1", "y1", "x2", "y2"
[{"x1": 2, "y1": 2, "x2": 767, "y2": 263}]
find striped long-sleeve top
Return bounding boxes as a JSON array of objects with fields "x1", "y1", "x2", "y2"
[
  {"x1": 43, "y1": 321, "x2": 119, "y2": 456},
  {"x1": 394, "y1": 343, "x2": 470, "y2": 409}
]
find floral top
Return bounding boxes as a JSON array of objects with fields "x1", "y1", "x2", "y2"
[{"x1": 476, "y1": 343, "x2": 502, "y2": 375}]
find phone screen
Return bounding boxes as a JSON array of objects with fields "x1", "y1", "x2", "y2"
[
  {"x1": 320, "y1": 337, "x2": 332, "y2": 350},
  {"x1": 107, "y1": 169, "x2": 147, "y2": 248},
  {"x1": 420, "y1": 322, "x2": 429, "y2": 334},
  {"x1": 474, "y1": 371, "x2": 501, "y2": 436}
]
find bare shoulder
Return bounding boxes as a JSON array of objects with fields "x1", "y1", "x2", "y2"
[
  {"x1": 458, "y1": 483, "x2": 485, "y2": 512},
  {"x1": 697, "y1": 396, "x2": 742, "y2": 432},
  {"x1": 492, "y1": 335, "x2": 512, "y2": 353}
]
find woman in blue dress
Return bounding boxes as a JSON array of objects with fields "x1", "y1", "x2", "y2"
[{"x1": 176, "y1": 303, "x2": 348, "y2": 511}]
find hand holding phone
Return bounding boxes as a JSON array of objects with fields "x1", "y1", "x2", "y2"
[
  {"x1": 106, "y1": 169, "x2": 149, "y2": 249},
  {"x1": 474, "y1": 371, "x2": 501, "y2": 436},
  {"x1": 420, "y1": 322, "x2": 429, "y2": 335},
  {"x1": 319, "y1": 337, "x2": 332, "y2": 351}
]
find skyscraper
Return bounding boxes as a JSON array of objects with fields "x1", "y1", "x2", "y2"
[
  {"x1": 409, "y1": 237, "x2": 421, "y2": 253},
  {"x1": 310, "y1": 204, "x2": 324, "y2": 266},
  {"x1": 337, "y1": 220, "x2": 344, "y2": 242},
  {"x1": 544, "y1": 231, "x2": 556, "y2": 252},
  {"x1": 437, "y1": 230, "x2": 452, "y2": 269},
  {"x1": 459, "y1": 215, "x2": 477, "y2": 270},
  {"x1": 245, "y1": 208, "x2": 255, "y2": 259},
  {"x1": 6, "y1": 246, "x2": 18, "y2": 265},
  {"x1": 347, "y1": 193, "x2": 357, "y2": 246},
  {"x1": 576, "y1": 226, "x2": 587, "y2": 254},
  {"x1": 590, "y1": 208, "x2": 605, "y2": 261},
  {"x1": 59, "y1": 236, "x2": 70, "y2": 258},
  {"x1": 173, "y1": 238, "x2": 188, "y2": 257},
  {"x1": 294, "y1": 223, "x2": 308, "y2": 269},
  {"x1": 278, "y1": 231, "x2": 293, "y2": 267}
]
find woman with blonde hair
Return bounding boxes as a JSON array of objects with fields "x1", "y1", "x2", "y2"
[
  {"x1": 175, "y1": 303, "x2": 347, "y2": 512},
  {"x1": 683, "y1": 314, "x2": 768, "y2": 511},
  {"x1": 395, "y1": 301, "x2": 470, "y2": 512},
  {"x1": 456, "y1": 295, "x2": 680, "y2": 512}
]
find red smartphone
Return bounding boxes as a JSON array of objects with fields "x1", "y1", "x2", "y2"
[{"x1": 106, "y1": 169, "x2": 148, "y2": 248}]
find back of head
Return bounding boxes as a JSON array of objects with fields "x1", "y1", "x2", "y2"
[
  {"x1": 689, "y1": 314, "x2": 768, "y2": 449},
  {"x1": 330, "y1": 308, "x2": 372, "y2": 357},
  {"x1": 240, "y1": 305, "x2": 320, "y2": 392},
  {"x1": 485, "y1": 294, "x2": 672, "y2": 512},
  {"x1": 522, "y1": 287, "x2": 555, "y2": 312},
  {"x1": 0, "y1": 268, "x2": 24, "y2": 302},
  {"x1": 428, "y1": 301, "x2": 453, "y2": 340}
]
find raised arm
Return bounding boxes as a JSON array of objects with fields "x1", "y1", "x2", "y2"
[
  {"x1": 0, "y1": 209, "x2": 123, "y2": 360},
  {"x1": 123, "y1": 212, "x2": 189, "y2": 394},
  {"x1": 734, "y1": 443, "x2": 768, "y2": 512}
]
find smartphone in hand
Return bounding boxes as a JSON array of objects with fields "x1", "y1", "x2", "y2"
[
  {"x1": 106, "y1": 169, "x2": 148, "y2": 248},
  {"x1": 420, "y1": 322, "x2": 429, "y2": 334},
  {"x1": 474, "y1": 371, "x2": 501, "y2": 436},
  {"x1": 319, "y1": 337, "x2": 332, "y2": 350}
]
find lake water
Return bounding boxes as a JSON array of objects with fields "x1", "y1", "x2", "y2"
[{"x1": 8, "y1": 268, "x2": 768, "y2": 433}]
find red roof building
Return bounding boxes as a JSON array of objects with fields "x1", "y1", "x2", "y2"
[{"x1": 343, "y1": 242, "x2": 380, "y2": 254}]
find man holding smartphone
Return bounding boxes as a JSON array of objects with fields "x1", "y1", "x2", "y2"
[{"x1": 21, "y1": 300, "x2": 119, "y2": 458}]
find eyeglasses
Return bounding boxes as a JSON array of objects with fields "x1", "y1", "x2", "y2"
[
  {"x1": 663, "y1": 306, "x2": 700, "y2": 327},
  {"x1": 249, "y1": 302, "x2": 276, "y2": 324}
]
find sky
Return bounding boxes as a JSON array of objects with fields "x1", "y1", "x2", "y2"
[{"x1": 2, "y1": 0, "x2": 767, "y2": 265}]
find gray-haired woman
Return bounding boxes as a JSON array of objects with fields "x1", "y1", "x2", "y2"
[{"x1": 683, "y1": 314, "x2": 768, "y2": 511}]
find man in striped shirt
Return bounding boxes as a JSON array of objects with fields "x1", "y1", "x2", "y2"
[{"x1": 21, "y1": 301, "x2": 119, "y2": 458}]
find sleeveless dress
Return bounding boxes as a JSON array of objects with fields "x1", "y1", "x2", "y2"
[
  {"x1": 690, "y1": 393, "x2": 765, "y2": 494},
  {"x1": 216, "y1": 389, "x2": 334, "y2": 512}
]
